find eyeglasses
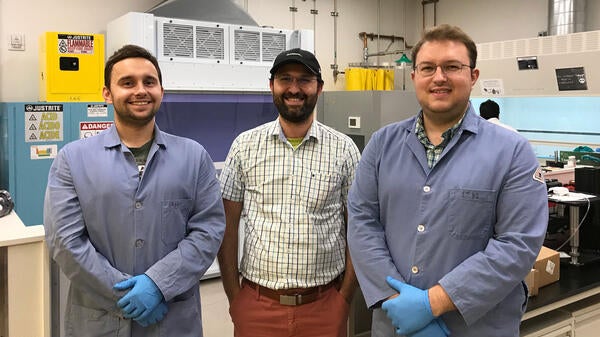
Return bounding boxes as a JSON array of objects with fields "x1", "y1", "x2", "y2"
[
  {"x1": 274, "y1": 75, "x2": 318, "y2": 87},
  {"x1": 413, "y1": 62, "x2": 473, "y2": 77}
]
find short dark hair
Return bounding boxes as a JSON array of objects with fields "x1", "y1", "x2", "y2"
[
  {"x1": 104, "y1": 44, "x2": 162, "y2": 88},
  {"x1": 411, "y1": 24, "x2": 477, "y2": 69},
  {"x1": 479, "y1": 99, "x2": 500, "y2": 120}
]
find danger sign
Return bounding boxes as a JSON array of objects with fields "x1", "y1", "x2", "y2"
[{"x1": 80, "y1": 121, "x2": 113, "y2": 139}]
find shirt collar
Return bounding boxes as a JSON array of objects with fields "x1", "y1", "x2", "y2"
[
  {"x1": 103, "y1": 123, "x2": 165, "y2": 149},
  {"x1": 414, "y1": 101, "x2": 478, "y2": 144},
  {"x1": 270, "y1": 117, "x2": 321, "y2": 143}
]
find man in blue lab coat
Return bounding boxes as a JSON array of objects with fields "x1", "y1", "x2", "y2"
[
  {"x1": 348, "y1": 25, "x2": 548, "y2": 337},
  {"x1": 44, "y1": 44, "x2": 225, "y2": 337}
]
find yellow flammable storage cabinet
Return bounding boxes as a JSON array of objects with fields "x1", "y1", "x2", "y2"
[{"x1": 39, "y1": 32, "x2": 104, "y2": 102}]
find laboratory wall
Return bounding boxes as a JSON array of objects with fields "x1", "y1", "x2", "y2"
[
  {"x1": 3, "y1": 0, "x2": 598, "y2": 101},
  {"x1": 0, "y1": 0, "x2": 161, "y2": 102},
  {"x1": 428, "y1": 0, "x2": 600, "y2": 43}
]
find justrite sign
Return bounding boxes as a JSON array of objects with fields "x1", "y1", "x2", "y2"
[
  {"x1": 58, "y1": 34, "x2": 94, "y2": 54},
  {"x1": 24, "y1": 104, "x2": 64, "y2": 142}
]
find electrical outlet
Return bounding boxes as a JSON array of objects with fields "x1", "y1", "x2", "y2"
[{"x1": 348, "y1": 116, "x2": 361, "y2": 129}]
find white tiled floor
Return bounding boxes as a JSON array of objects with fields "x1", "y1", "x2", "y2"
[{"x1": 200, "y1": 277, "x2": 234, "y2": 337}]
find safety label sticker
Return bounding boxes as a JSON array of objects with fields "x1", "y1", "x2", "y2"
[
  {"x1": 87, "y1": 104, "x2": 108, "y2": 117},
  {"x1": 58, "y1": 34, "x2": 94, "y2": 54},
  {"x1": 30, "y1": 144, "x2": 58, "y2": 160},
  {"x1": 480, "y1": 78, "x2": 504, "y2": 96},
  {"x1": 24, "y1": 104, "x2": 63, "y2": 142},
  {"x1": 80, "y1": 121, "x2": 113, "y2": 139}
]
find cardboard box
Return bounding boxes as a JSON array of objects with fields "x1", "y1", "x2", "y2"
[
  {"x1": 533, "y1": 246, "x2": 560, "y2": 288},
  {"x1": 524, "y1": 268, "x2": 539, "y2": 297}
]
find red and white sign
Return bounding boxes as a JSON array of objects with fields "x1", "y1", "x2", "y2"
[
  {"x1": 79, "y1": 121, "x2": 113, "y2": 139},
  {"x1": 58, "y1": 34, "x2": 94, "y2": 54}
]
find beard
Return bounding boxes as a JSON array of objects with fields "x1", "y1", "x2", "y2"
[
  {"x1": 273, "y1": 92, "x2": 317, "y2": 123},
  {"x1": 114, "y1": 105, "x2": 157, "y2": 127}
]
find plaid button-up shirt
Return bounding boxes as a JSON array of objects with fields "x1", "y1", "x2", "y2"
[
  {"x1": 220, "y1": 118, "x2": 360, "y2": 289},
  {"x1": 415, "y1": 112, "x2": 464, "y2": 168}
]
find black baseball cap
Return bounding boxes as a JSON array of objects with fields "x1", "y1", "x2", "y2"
[{"x1": 269, "y1": 48, "x2": 323, "y2": 83}]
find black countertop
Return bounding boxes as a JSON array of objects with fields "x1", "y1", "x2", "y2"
[{"x1": 526, "y1": 257, "x2": 600, "y2": 312}]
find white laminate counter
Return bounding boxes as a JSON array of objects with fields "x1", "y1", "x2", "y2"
[
  {"x1": 0, "y1": 211, "x2": 50, "y2": 337},
  {"x1": 0, "y1": 212, "x2": 45, "y2": 247}
]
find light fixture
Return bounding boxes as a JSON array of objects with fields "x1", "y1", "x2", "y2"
[{"x1": 395, "y1": 53, "x2": 412, "y2": 65}]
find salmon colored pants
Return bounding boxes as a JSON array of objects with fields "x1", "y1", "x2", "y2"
[{"x1": 229, "y1": 282, "x2": 350, "y2": 337}]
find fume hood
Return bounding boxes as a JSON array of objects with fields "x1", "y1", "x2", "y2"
[{"x1": 106, "y1": 12, "x2": 314, "y2": 92}]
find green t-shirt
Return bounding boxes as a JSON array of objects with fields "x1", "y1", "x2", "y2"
[
  {"x1": 129, "y1": 139, "x2": 153, "y2": 179},
  {"x1": 287, "y1": 137, "x2": 303, "y2": 149}
]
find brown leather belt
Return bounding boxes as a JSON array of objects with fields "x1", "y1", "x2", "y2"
[{"x1": 242, "y1": 278, "x2": 336, "y2": 306}]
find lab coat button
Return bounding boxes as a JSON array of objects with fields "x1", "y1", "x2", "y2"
[
  {"x1": 135, "y1": 201, "x2": 143, "y2": 209},
  {"x1": 135, "y1": 239, "x2": 144, "y2": 248},
  {"x1": 423, "y1": 186, "x2": 431, "y2": 193},
  {"x1": 417, "y1": 224, "x2": 425, "y2": 232},
  {"x1": 411, "y1": 266, "x2": 419, "y2": 274}
]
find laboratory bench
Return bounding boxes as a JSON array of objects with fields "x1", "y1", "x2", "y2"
[{"x1": 521, "y1": 259, "x2": 600, "y2": 336}]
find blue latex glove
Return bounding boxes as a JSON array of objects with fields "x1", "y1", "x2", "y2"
[
  {"x1": 114, "y1": 274, "x2": 163, "y2": 320},
  {"x1": 135, "y1": 301, "x2": 168, "y2": 327},
  {"x1": 381, "y1": 276, "x2": 435, "y2": 336},
  {"x1": 408, "y1": 318, "x2": 450, "y2": 337}
]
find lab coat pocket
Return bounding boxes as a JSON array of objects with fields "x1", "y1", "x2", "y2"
[
  {"x1": 161, "y1": 198, "x2": 193, "y2": 247},
  {"x1": 66, "y1": 304, "x2": 123, "y2": 337},
  {"x1": 448, "y1": 188, "x2": 495, "y2": 240}
]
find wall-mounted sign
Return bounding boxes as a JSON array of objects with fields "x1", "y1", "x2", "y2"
[
  {"x1": 80, "y1": 121, "x2": 113, "y2": 139},
  {"x1": 30, "y1": 144, "x2": 58, "y2": 160},
  {"x1": 555, "y1": 67, "x2": 587, "y2": 91},
  {"x1": 480, "y1": 78, "x2": 505, "y2": 96},
  {"x1": 517, "y1": 56, "x2": 538, "y2": 70},
  {"x1": 24, "y1": 104, "x2": 64, "y2": 142},
  {"x1": 87, "y1": 104, "x2": 108, "y2": 117}
]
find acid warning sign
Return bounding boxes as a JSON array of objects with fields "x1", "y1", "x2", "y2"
[
  {"x1": 58, "y1": 34, "x2": 94, "y2": 54},
  {"x1": 80, "y1": 121, "x2": 113, "y2": 139},
  {"x1": 24, "y1": 104, "x2": 64, "y2": 142}
]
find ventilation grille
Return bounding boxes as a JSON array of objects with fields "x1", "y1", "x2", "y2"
[
  {"x1": 156, "y1": 18, "x2": 294, "y2": 65},
  {"x1": 234, "y1": 30, "x2": 260, "y2": 62},
  {"x1": 162, "y1": 23, "x2": 194, "y2": 58},
  {"x1": 478, "y1": 30, "x2": 600, "y2": 60},
  {"x1": 262, "y1": 32, "x2": 287, "y2": 62},
  {"x1": 196, "y1": 26, "x2": 225, "y2": 60}
]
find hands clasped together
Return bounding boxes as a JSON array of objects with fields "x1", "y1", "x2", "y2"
[
  {"x1": 382, "y1": 276, "x2": 449, "y2": 337},
  {"x1": 114, "y1": 274, "x2": 168, "y2": 327}
]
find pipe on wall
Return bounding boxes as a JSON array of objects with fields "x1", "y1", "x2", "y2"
[
  {"x1": 421, "y1": 0, "x2": 438, "y2": 31},
  {"x1": 331, "y1": 0, "x2": 341, "y2": 81},
  {"x1": 291, "y1": 0, "x2": 296, "y2": 29},
  {"x1": 359, "y1": 32, "x2": 411, "y2": 63}
]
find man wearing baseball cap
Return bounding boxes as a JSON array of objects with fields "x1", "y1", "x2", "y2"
[{"x1": 218, "y1": 48, "x2": 361, "y2": 337}]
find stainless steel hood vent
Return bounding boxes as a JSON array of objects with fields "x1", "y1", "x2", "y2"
[
  {"x1": 149, "y1": 0, "x2": 257, "y2": 26},
  {"x1": 548, "y1": 0, "x2": 586, "y2": 35}
]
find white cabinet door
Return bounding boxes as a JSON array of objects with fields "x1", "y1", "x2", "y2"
[
  {"x1": 520, "y1": 310, "x2": 573, "y2": 337},
  {"x1": 573, "y1": 304, "x2": 600, "y2": 337}
]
